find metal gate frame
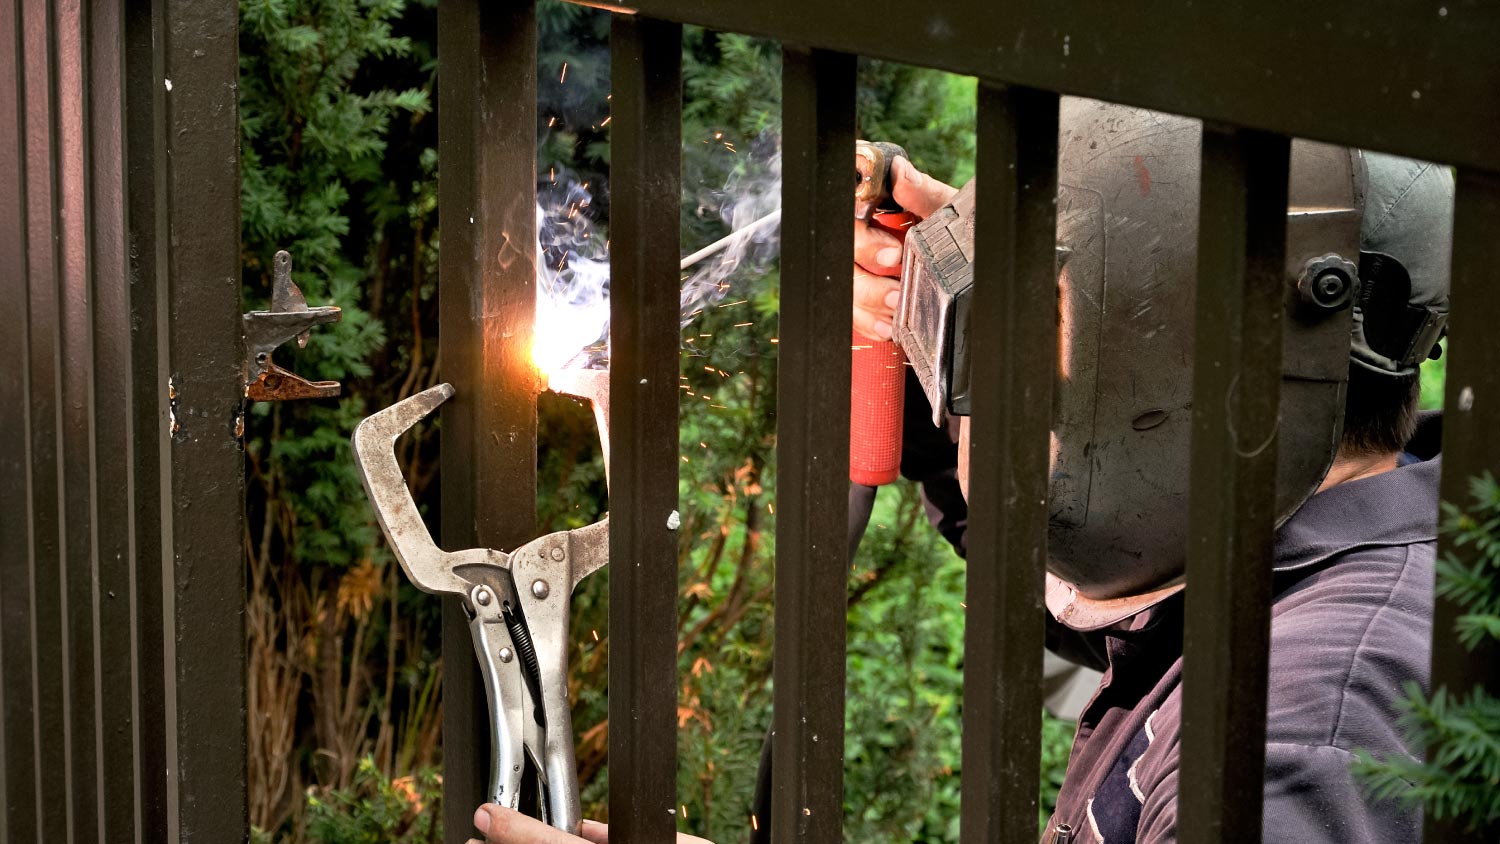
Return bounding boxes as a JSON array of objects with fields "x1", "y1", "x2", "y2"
[
  {"x1": 0, "y1": 0, "x2": 246, "y2": 841},
  {"x1": 437, "y1": 1, "x2": 1500, "y2": 843},
  {"x1": 2, "y1": 1, "x2": 1496, "y2": 843}
]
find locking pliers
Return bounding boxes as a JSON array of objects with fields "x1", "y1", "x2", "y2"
[{"x1": 352, "y1": 382, "x2": 607, "y2": 832}]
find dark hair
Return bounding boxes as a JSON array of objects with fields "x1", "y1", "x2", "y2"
[{"x1": 1341, "y1": 363, "x2": 1420, "y2": 456}]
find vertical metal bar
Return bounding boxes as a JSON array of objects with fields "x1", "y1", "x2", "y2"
[
  {"x1": 54, "y1": 0, "x2": 103, "y2": 835},
  {"x1": 123, "y1": 0, "x2": 170, "y2": 836},
  {"x1": 158, "y1": 0, "x2": 247, "y2": 838},
  {"x1": 608, "y1": 15, "x2": 682, "y2": 843},
  {"x1": 87, "y1": 0, "x2": 141, "y2": 836},
  {"x1": 21, "y1": 0, "x2": 72, "y2": 836},
  {"x1": 1177, "y1": 126, "x2": 1290, "y2": 844},
  {"x1": 0, "y1": 0, "x2": 37, "y2": 839},
  {"x1": 959, "y1": 83, "x2": 1058, "y2": 844},
  {"x1": 436, "y1": 0, "x2": 538, "y2": 837},
  {"x1": 772, "y1": 45, "x2": 854, "y2": 844},
  {"x1": 1425, "y1": 167, "x2": 1500, "y2": 844}
]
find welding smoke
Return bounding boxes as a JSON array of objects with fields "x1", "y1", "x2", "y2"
[
  {"x1": 534, "y1": 175, "x2": 611, "y2": 372},
  {"x1": 534, "y1": 140, "x2": 784, "y2": 370}
]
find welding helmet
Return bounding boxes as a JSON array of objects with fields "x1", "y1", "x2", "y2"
[{"x1": 896, "y1": 98, "x2": 1452, "y2": 631}]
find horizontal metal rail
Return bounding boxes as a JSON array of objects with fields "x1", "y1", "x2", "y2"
[{"x1": 587, "y1": 0, "x2": 1500, "y2": 172}]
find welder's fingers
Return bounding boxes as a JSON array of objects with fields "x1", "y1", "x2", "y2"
[
  {"x1": 853, "y1": 216, "x2": 904, "y2": 278},
  {"x1": 472, "y1": 805, "x2": 588, "y2": 844},
  {"x1": 575, "y1": 818, "x2": 714, "y2": 844},
  {"x1": 891, "y1": 156, "x2": 958, "y2": 220},
  {"x1": 853, "y1": 267, "x2": 900, "y2": 340}
]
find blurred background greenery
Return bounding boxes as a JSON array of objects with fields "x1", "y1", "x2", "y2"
[{"x1": 239, "y1": 3, "x2": 1447, "y2": 842}]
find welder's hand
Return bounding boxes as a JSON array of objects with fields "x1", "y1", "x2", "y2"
[
  {"x1": 852, "y1": 157, "x2": 959, "y2": 340},
  {"x1": 470, "y1": 805, "x2": 715, "y2": 844}
]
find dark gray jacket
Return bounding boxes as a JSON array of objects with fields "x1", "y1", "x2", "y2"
[{"x1": 1044, "y1": 429, "x2": 1440, "y2": 843}]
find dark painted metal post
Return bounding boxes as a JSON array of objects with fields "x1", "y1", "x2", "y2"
[
  {"x1": 56, "y1": 0, "x2": 104, "y2": 833},
  {"x1": 1425, "y1": 169, "x2": 1500, "y2": 844},
  {"x1": 89, "y1": 0, "x2": 142, "y2": 836},
  {"x1": 773, "y1": 46, "x2": 855, "y2": 844},
  {"x1": 0, "y1": 0, "x2": 37, "y2": 840},
  {"x1": 437, "y1": 0, "x2": 539, "y2": 837},
  {"x1": 19, "y1": 1, "x2": 72, "y2": 836},
  {"x1": 159, "y1": 0, "x2": 248, "y2": 838},
  {"x1": 959, "y1": 83, "x2": 1058, "y2": 844},
  {"x1": 1178, "y1": 127, "x2": 1290, "y2": 844},
  {"x1": 125, "y1": 0, "x2": 173, "y2": 837},
  {"x1": 608, "y1": 15, "x2": 682, "y2": 843}
]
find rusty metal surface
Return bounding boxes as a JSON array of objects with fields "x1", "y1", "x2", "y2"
[
  {"x1": 437, "y1": 0, "x2": 540, "y2": 838},
  {"x1": 772, "y1": 45, "x2": 855, "y2": 844},
  {"x1": 608, "y1": 14, "x2": 683, "y2": 843},
  {"x1": 242, "y1": 250, "x2": 342, "y2": 402},
  {"x1": 958, "y1": 84, "x2": 1058, "y2": 844},
  {"x1": 1426, "y1": 169, "x2": 1500, "y2": 844},
  {"x1": 567, "y1": 0, "x2": 1500, "y2": 173},
  {"x1": 1177, "y1": 128, "x2": 1290, "y2": 844}
]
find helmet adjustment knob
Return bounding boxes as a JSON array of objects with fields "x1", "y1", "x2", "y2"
[{"x1": 1297, "y1": 254, "x2": 1359, "y2": 312}]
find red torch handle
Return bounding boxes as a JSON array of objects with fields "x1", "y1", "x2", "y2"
[
  {"x1": 850, "y1": 331, "x2": 906, "y2": 486},
  {"x1": 849, "y1": 211, "x2": 915, "y2": 486}
]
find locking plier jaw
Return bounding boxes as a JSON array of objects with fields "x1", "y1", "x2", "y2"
[{"x1": 351, "y1": 383, "x2": 608, "y2": 833}]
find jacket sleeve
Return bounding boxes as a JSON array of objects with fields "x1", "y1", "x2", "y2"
[
  {"x1": 1260, "y1": 742, "x2": 1420, "y2": 843},
  {"x1": 1134, "y1": 742, "x2": 1419, "y2": 844}
]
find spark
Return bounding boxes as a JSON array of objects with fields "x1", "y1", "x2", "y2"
[
  {"x1": 549, "y1": 166, "x2": 555, "y2": 182},
  {"x1": 724, "y1": 142, "x2": 737, "y2": 153},
  {"x1": 717, "y1": 370, "x2": 729, "y2": 378},
  {"x1": 710, "y1": 404, "x2": 728, "y2": 408},
  {"x1": 591, "y1": 629, "x2": 599, "y2": 641},
  {"x1": 768, "y1": 503, "x2": 774, "y2": 514},
  {"x1": 681, "y1": 806, "x2": 688, "y2": 820},
  {"x1": 751, "y1": 816, "x2": 759, "y2": 832},
  {"x1": 601, "y1": 116, "x2": 611, "y2": 126},
  {"x1": 718, "y1": 299, "x2": 748, "y2": 308},
  {"x1": 548, "y1": 116, "x2": 556, "y2": 127},
  {"x1": 714, "y1": 131, "x2": 723, "y2": 140},
  {"x1": 681, "y1": 456, "x2": 690, "y2": 463},
  {"x1": 770, "y1": 338, "x2": 780, "y2": 344},
  {"x1": 699, "y1": 442, "x2": 708, "y2": 448},
  {"x1": 704, "y1": 366, "x2": 716, "y2": 373},
  {"x1": 560, "y1": 62, "x2": 568, "y2": 83}
]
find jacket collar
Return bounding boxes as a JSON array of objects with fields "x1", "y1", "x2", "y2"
[{"x1": 1274, "y1": 412, "x2": 1442, "y2": 574}]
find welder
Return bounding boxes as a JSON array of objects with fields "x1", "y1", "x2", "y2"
[{"x1": 470, "y1": 97, "x2": 1453, "y2": 844}]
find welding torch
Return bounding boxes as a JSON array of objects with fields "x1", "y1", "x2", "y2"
[{"x1": 680, "y1": 141, "x2": 916, "y2": 488}]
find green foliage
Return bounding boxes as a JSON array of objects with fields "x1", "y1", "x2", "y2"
[
  {"x1": 302, "y1": 758, "x2": 441, "y2": 844},
  {"x1": 240, "y1": 0, "x2": 445, "y2": 837},
  {"x1": 1420, "y1": 339, "x2": 1447, "y2": 411},
  {"x1": 1353, "y1": 473, "x2": 1500, "y2": 829}
]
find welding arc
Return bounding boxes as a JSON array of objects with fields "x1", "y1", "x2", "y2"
[{"x1": 679, "y1": 209, "x2": 781, "y2": 270}]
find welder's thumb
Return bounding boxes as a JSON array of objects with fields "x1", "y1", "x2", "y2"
[{"x1": 891, "y1": 156, "x2": 959, "y2": 220}]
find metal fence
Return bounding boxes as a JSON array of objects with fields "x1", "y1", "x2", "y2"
[
  {"x1": 1, "y1": 0, "x2": 245, "y2": 841},
  {"x1": 2, "y1": 0, "x2": 1497, "y2": 843}
]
